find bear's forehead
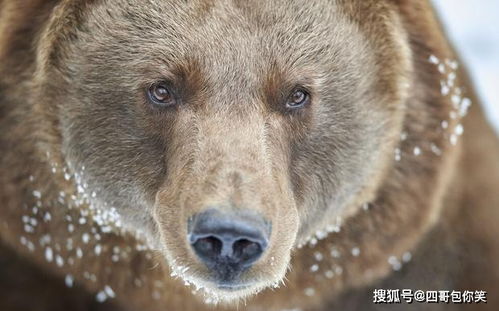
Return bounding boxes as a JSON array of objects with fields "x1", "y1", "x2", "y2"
[
  {"x1": 82, "y1": 0, "x2": 359, "y2": 59},
  {"x1": 74, "y1": 0, "x2": 370, "y2": 89}
]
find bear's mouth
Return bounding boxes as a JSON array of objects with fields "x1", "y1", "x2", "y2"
[{"x1": 216, "y1": 283, "x2": 252, "y2": 291}]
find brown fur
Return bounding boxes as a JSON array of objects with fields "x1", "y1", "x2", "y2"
[{"x1": 0, "y1": 0, "x2": 498, "y2": 310}]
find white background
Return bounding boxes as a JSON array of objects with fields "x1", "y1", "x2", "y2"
[{"x1": 433, "y1": 0, "x2": 499, "y2": 134}]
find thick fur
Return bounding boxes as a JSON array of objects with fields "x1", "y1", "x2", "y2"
[{"x1": 0, "y1": 0, "x2": 498, "y2": 310}]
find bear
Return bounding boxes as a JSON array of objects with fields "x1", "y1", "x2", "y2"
[{"x1": 1, "y1": 0, "x2": 498, "y2": 310}]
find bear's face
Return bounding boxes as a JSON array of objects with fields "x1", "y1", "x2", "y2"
[{"x1": 36, "y1": 0, "x2": 410, "y2": 301}]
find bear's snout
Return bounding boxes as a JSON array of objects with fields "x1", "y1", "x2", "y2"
[
  {"x1": 188, "y1": 209, "x2": 271, "y2": 287},
  {"x1": 152, "y1": 113, "x2": 299, "y2": 297}
]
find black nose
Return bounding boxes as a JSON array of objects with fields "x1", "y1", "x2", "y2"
[{"x1": 188, "y1": 209, "x2": 271, "y2": 281}]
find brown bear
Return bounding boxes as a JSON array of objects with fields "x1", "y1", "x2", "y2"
[{"x1": 0, "y1": 0, "x2": 498, "y2": 310}]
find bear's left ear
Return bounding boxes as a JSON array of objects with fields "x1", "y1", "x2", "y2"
[
  {"x1": 385, "y1": 0, "x2": 412, "y2": 6},
  {"x1": 385, "y1": 0, "x2": 420, "y2": 13},
  {"x1": 385, "y1": 0, "x2": 437, "y2": 17}
]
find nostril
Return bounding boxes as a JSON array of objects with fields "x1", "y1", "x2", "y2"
[
  {"x1": 233, "y1": 239, "x2": 263, "y2": 265},
  {"x1": 193, "y1": 236, "x2": 223, "y2": 260},
  {"x1": 188, "y1": 209, "x2": 271, "y2": 274}
]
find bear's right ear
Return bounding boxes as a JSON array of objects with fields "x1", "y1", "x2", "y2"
[
  {"x1": 35, "y1": 0, "x2": 100, "y2": 75},
  {"x1": 0, "y1": 0, "x2": 61, "y2": 41},
  {"x1": 0, "y1": 0, "x2": 62, "y2": 79}
]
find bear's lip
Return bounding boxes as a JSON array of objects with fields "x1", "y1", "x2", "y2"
[{"x1": 216, "y1": 283, "x2": 252, "y2": 291}]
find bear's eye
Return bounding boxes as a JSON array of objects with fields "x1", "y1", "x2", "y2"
[
  {"x1": 286, "y1": 89, "x2": 310, "y2": 110},
  {"x1": 147, "y1": 82, "x2": 176, "y2": 107}
]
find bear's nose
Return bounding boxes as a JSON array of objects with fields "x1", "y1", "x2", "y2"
[{"x1": 188, "y1": 209, "x2": 271, "y2": 281}]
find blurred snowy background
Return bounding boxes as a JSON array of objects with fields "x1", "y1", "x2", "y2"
[{"x1": 432, "y1": 0, "x2": 499, "y2": 134}]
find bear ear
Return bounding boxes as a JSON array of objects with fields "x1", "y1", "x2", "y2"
[
  {"x1": 36, "y1": 0, "x2": 99, "y2": 72},
  {"x1": 387, "y1": 0, "x2": 438, "y2": 14},
  {"x1": 0, "y1": 0, "x2": 62, "y2": 78},
  {"x1": 385, "y1": 0, "x2": 414, "y2": 10},
  {"x1": 384, "y1": 0, "x2": 439, "y2": 26},
  {"x1": 386, "y1": 0, "x2": 413, "y2": 5},
  {"x1": 385, "y1": 0, "x2": 426, "y2": 11}
]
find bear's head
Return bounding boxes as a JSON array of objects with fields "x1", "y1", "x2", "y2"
[{"x1": 33, "y1": 0, "x2": 411, "y2": 301}]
